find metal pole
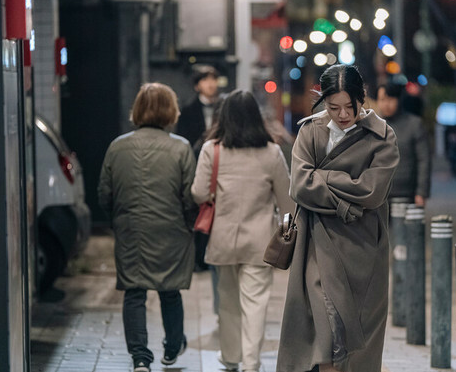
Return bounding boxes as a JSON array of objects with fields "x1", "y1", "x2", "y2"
[
  {"x1": 389, "y1": 198, "x2": 410, "y2": 327},
  {"x1": 393, "y1": 0, "x2": 405, "y2": 72},
  {"x1": 405, "y1": 204, "x2": 426, "y2": 345},
  {"x1": 430, "y1": 215, "x2": 453, "y2": 368}
]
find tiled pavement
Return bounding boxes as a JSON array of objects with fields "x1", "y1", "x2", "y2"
[{"x1": 31, "y1": 264, "x2": 456, "y2": 372}]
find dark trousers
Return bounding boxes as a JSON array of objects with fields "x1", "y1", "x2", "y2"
[{"x1": 123, "y1": 288, "x2": 184, "y2": 362}]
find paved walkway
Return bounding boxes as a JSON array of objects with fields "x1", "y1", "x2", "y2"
[{"x1": 31, "y1": 255, "x2": 456, "y2": 372}]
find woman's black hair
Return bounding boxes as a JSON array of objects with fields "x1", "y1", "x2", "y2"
[
  {"x1": 312, "y1": 64, "x2": 365, "y2": 117},
  {"x1": 208, "y1": 89, "x2": 273, "y2": 148}
]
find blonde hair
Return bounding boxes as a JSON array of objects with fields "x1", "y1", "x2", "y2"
[{"x1": 131, "y1": 83, "x2": 179, "y2": 128}]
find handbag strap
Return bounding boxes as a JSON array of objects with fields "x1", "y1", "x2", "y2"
[
  {"x1": 290, "y1": 204, "x2": 299, "y2": 227},
  {"x1": 209, "y1": 143, "x2": 220, "y2": 201}
]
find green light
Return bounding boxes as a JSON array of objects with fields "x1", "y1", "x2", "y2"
[{"x1": 313, "y1": 18, "x2": 336, "y2": 35}]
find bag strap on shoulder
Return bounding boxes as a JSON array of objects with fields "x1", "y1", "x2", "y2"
[{"x1": 209, "y1": 143, "x2": 220, "y2": 200}]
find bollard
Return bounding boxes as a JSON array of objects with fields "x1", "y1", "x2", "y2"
[
  {"x1": 389, "y1": 198, "x2": 411, "y2": 327},
  {"x1": 430, "y1": 215, "x2": 453, "y2": 368},
  {"x1": 405, "y1": 204, "x2": 426, "y2": 345}
]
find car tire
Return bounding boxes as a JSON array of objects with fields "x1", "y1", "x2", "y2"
[{"x1": 36, "y1": 232, "x2": 66, "y2": 295}]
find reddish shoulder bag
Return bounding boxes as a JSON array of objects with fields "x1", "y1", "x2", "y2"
[{"x1": 194, "y1": 143, "x2": 220, "y2": 234}]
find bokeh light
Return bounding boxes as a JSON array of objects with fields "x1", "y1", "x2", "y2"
[
  {"x1": 296, "y1": 56, "x2": 307, "y2": 68},
  {"x1": 445, "y1": 50, "x2": 456, "y2": 63},
  {"x1": 350, "y1": 19, "x2": 362, "y2": 31},
  {"x1": 417, "y1": 74, "x2": 428, "y2": 86},
  {"x1": 314, "y1": 53, "x2": 328, "y2": 66},
  {"x1": 264, "y1": 81, "x2": 277, "y2": 93},
  {"x1": 326, "y1": 53, "x2": 337, "y2": 65},
  {"x1": 309, "y1": 31, "x2": 326, "y2": 44},
  {"x1": 382, "y1": 44, "x2": 397, "y2": 57},
  {"x1": 335, "y1": 10, "x2": 350, "y2": 23},
  {"x1": 373, "y1": 18, "x2": 386, "y2": 30},
  {"x1": 280, "y1": 36, "x2": 294, "y2": 50},
  {"x1": 375, "y1": 8, "x2": 389, "y2": 21},
  {"x1": 289, "y1": 68, "x2": 302, "y2": 80},
  {"x1": 293, "y1": 40, "x2": 308, "y2": 53},
  {"x1": 386, "y1": 61, "x2": 401, "y2": 74},
  {"x1": 332, "y1": 30, "x2": 348, "y2": 43}
]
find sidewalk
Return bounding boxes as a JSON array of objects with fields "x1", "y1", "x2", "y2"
[{"x1": 31, "y1": 233, "x2": 456, "y2": 372}]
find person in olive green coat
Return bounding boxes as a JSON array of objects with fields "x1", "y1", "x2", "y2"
[
  {"x1": 276, "y1": 65, "x2": 399, "y2": 372},
  {"x1": 98, "y1": 83, "x2": 198, "y2": 372}
]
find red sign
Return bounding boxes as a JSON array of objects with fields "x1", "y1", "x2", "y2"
[
  {"x1": 55, "y1": 38, "x2": 67, "y2": 76},
  {"x1": 5, "y1": 0, "x2": 31, "y2": 39}
]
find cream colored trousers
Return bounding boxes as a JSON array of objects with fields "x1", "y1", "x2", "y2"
[{"x1": 217, "y1": 264, "x2": 273, "y2": 371}]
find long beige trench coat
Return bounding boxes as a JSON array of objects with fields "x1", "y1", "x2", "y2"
[
  {"x1": 191, "y1": 140, "x2": 294, "y2": 266},
  {"x1": 276, "y1": 109, "x2": 400, "y2": 372}
]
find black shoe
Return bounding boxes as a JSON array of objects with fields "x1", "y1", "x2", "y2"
[
  {"x1": 133, "y1": 359, "x2": 151, "y2": 372},
  {"x1": 161, "y1": 336, "x2": 187, "y2": 365}
]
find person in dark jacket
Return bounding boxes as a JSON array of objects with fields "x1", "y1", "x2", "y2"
[
  {"x1": 176, "y1": 65, "x2": 220, "y2": 149},
  {"x1": 176, "y1": 65, "x2": 220, "y2": 272},
  {"x1": 376, "y1": 83, "x2": 431, "y2": 206},
  {"x1": 98, "y1": 83, "x2": 198, "y2": 372}
]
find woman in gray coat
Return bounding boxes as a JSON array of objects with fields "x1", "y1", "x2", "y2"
[
  {"x1": 276, "y1": 65, "x2": 400, "y2": 372},
  {"x1": 98, "y1": 83, "x2": 198, "y2": 372}
]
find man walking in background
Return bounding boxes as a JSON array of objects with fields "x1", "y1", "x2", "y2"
[{"x1": 376, "y1": 82, "x2": 431, "y2": 206}]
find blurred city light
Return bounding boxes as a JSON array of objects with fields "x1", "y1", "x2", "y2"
[
  {"x1": 293, "y1": 39, "x2": 308, "y2": 53},
  {"x1": 188, "y1": 56, "x2": 197, "y2": 63},
  {"x1": 382, "y1": 44, "x2": 397, "y2": 57},
  {"x1": 309, "y1": 31, "x2": 326, "y2": 44},
  {"x1": 314, "y1": 53, "x2": 328, "y2": 66},
  {"x1": 280, "y1": 36, "x2": 294, "y2": 50},
  {"x1": 378, "y1": 35, "x2": 393, "y2": 49},
  {"x1": 406, "y1": 82, "x2": 420, "y2": 96},
  {"x1": 314, "y1": 18, "x2": 336, "y2": 34},
  {"x1": 30, "y1": 29, "x2": 35, "y2": 51},
  {"x1": 264, "y1": 81, "x2": 277, "y2": 93},
  {"x1": 350, "y1": 19, "x2": 362, "y2": 31},
  {"x1": 375, "y1": 8, "x2": 389, "y2": 21},
  {"x1": 290, "y1": 68, "x2": 302, "y2": 80},
  {"x1": 339, "y1": 40, "x2": 355, "y2": 65},
  {"x1": 417, "y1": 74, "x2": 428, "y2": 86},
  {"x1": 296, "y1": 56, "x2": 307, "y2": 67},
  {"x1": 385, "y1": 61, "x2": 401, "y2": 74},
  {"x1": 282, "y1": 92, "x2": 291, "y2": 106},
  {"x1": 335, "y1": 10, "x2": 350, "y2": 23},
  {"x1": 373, "y1": 18, "x2": 386, "y2": 30},
  {"x1": 327, "y1": 53, "x2": 337, "y2": 65},
  {"x1": 445, "y1": 50, "x2": 456, "y2": 63},
  {"x1": 332, "y1": 30, "x2": 348, "y2": 43},
  {"x1": 392, "y1": 74, "x2": 408, "y2": 85},
  {"x1": 436, "y1": 102, "x2": 456, "y2": 126}
]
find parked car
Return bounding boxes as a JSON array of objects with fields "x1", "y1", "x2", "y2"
[{"x1": 35, "y1": 116, "x2": 91, "y2": 295}]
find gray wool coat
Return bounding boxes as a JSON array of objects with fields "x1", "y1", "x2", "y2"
[
  {"x1": 276, "y1": 109, "x2": 400, "y2": 372},
  {"x1": 98, "y1": 127, "x2": 198, "y2": 291}
]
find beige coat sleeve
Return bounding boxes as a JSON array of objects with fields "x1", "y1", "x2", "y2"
[
  {"x1": 271, "y1": 145, "x2": 294, "y2": 219},
  {"x1": 191, "y1": 141, "x2": 213, "y2": 205}
]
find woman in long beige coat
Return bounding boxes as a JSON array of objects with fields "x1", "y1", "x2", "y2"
[
  {"x1": 192, "y1": 90, "x2": 293, "y2": 372},
  {"x1": 276, "y1": 65, "x2": 400, "y2": 372}
]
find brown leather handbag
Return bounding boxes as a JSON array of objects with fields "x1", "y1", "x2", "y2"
[
  {"x1": 194, "y1": 143, "x2": 220, "y2": 234},
  {"x1": 263, "y1": 206, "x2": 298, "y2": 270}
]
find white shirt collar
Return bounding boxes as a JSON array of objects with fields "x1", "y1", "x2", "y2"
[{"x1": 327, "y1": 120, "x2": 357, "y2": 134}]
